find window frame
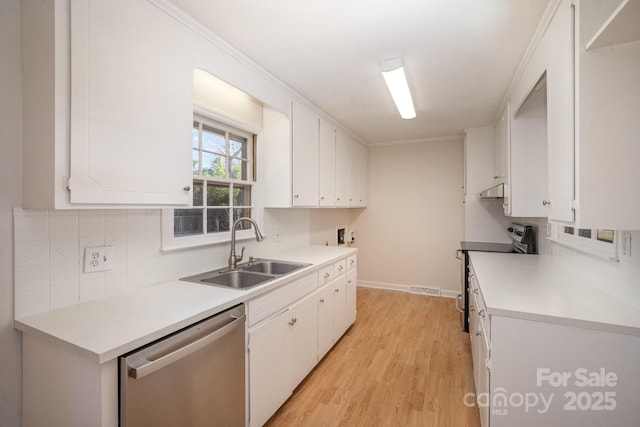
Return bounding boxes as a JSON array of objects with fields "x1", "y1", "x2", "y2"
[
  {"x1": 161, "y1": 107, "x2": 262, "y2": 251},
  {"x1": 550, "y1": 222, "x2": 618, "y2": 261}
]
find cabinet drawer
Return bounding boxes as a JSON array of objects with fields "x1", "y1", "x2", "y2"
[
  {"x1": 247, "y1": 273, "x2": 318, "y2": 327},
  {"x1": 318, "y1": 265, "x2": 334, "y2": 287}
]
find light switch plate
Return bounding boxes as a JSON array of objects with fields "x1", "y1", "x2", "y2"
[
  {"x1": 622, "y1": 232, "x2": 632, "y2": 257},
  {"x1": 83, "y1": 246, "x2": 113, "y2": 273}
]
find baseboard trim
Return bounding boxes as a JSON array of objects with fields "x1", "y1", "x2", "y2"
[{"x1": 357, "y1": 280, "x2": 459, "y2": 299}]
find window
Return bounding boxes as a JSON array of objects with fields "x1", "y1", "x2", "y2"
[
  {"x1": 556, "y1": 224, "x2": 618, "y2": 260},
  {"x1": 163, "y1": 115, "x2": 257, "y2": 250}
]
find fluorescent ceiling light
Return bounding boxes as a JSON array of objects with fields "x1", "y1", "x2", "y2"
[{"x1": 381, "y1": 59, "x2": 416, "y2": 120}]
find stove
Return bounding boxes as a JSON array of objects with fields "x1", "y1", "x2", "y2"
[{"x1": 456, "y1": 223, "x2": 536, "y2": 332}]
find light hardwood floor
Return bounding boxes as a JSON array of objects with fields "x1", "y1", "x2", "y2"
[{"x1": 264, "y1": 286, "x2": 480, "y2": 427}]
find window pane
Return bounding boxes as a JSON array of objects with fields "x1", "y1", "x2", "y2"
[
  {"x1": 174, "y1": 209, "x2": 203, "y2": 237},
  {"x1": 597, "y1": 229, "x2": 614, "y2": 243},
  {"x1": 230, "y1": 134, "x2": 247, "y2": 159},
  {"x1": 207, "y1": 209, "x2": 230, "y2": 233},
  {"x1": 193, "y1": 181, "x2": 204, "y2": 206},
  {"x1": 207, "y1": 183, "x2": 229, "y2": 206},
  {"x1": 202, "y1": 126, "x2": 226, "y2": 153},
  {"x1": 229, "y1": 158, "x2": 247, "y2": 180},
  {"x1": 578, "y1": 229, "x2": 592, "y2": 239},
  {"x1": 192, "y1": 125, "x2": 199, "y2": 149},
  {"x1": 233, "y1": 208, "x2": 252, "y2": 226},
  {"x1": 192, "y1": 149, "x2": 199, "y2": 175},
  {"x1": 233, "y1": 185, "x2": 251, "y2": 206},
  {"x1": 202, "y1": 152, "x2": 227, "y2": 177}
]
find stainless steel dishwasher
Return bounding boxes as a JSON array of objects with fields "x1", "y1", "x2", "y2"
[{"x1": 119, "y1": 304, "x2": 246, "y2": 427}]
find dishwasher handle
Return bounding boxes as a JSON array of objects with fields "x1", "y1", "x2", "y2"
[{"x1": 128, "y1": 312, "x2": 245, "y2": 380}]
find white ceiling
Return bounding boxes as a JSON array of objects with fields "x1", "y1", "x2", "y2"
[{"x1": 167, "y1": 0, "x2": 550, "y2": 145}]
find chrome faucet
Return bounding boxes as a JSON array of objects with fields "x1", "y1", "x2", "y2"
[{"x1": 229, "y1": 217, "x2": 264, "y2": 270}]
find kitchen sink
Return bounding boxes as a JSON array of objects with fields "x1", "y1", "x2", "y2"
[
  {"x1": 242, "y1": 260, "x2": 308, "y2": 275},
  {"x1": 181, "y1": 259, "x2": 311, "y2": 290},
  {"x1": 201, "y1": 270, "x2": 275, "y2": 289}
]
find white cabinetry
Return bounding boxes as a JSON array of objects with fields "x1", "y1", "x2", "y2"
[
  {"x1": 319, "y1": 119, "x2": 337, "y2": 207},
  {"x1": 21, "y1": 0, "x2": 193, "y2": 208},
  {"x1": 469, "y1": 257, "x2": 640, "y2": 426},
  {"x1": 335, "y1": 130, "x2": 350, "y2": 207},
  {"x1": 574, "y1": 0, "x2": 640, "y2": 229},
  {"x1": 493, "y1": 102, "x2": 510, "y2": 186},
  {"x1": 248, "y1": 308, "x2": 293, "y2": 427},
  {"x1": 349, "y1": 141, "x2": 369, "y2": 207},
  {"x1": 247, "y1": 254, "x2": 357, "y2": 426},
  {"x1": 292, "y1": 101, "x2": 320, "y2": 207}
]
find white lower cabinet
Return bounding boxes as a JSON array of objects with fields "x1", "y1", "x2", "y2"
[
  {"x1": 248, "y1": 308, "x2": 293, "y2": 427},
  {"x1": 317, "y1": 282, "x2": 335, "y2": 360},
  {"x1": 470, "y1": 259, "x2": 640, "y2": 427},
  {"x1": 248, "y1": 256, "x2": 357, "y2": 426}
]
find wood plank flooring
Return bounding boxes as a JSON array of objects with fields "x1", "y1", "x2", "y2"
[{"x1": 264, "y1": 286, "x2": 480, "y2": 427}]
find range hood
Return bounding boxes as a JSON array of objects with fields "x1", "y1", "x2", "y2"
[{"x1": 478, "y1": 183, "x2": 504, "y2": 198}]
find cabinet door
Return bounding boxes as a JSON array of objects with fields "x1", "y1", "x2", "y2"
[
  {"x1": 292, "y1": 101, "x2": 319, "y2": 207},
  {"x1": 477, "y1": 325, "x2": 490, "y2": 427},
  {"x1": 69, "y1": 0, "x2": 193, "y2": 205},
  {"x1": 249, "y1": 309, "x2": 293, "y2": 427},
  {"x1": 335, "y1": 130, "x2": 350, "y2": 207},
  {"x1": 545, "y1": 0, "x2": 575, "y2": 222},
  {"x1": 345, "y1": 269, "x2": 357, "y2": 328},
  {"x1": 332, "y1": 275, "x2": 348, "y2": 340},
  {"x1": 319, "y1": 119, "x2": 336, "y2": 207},
  {"x1": 348, "y1": 141, "x2": 368, "y2": 207},
  {"x1": 493, "y1": 102, "x2": 510, "y2": 185},
  {"x1": 290, "y1": 293, "x2": 319, "y2": 387},
  {"x1": 317, "y1": 283, "x2": 335, "y2": 360}
]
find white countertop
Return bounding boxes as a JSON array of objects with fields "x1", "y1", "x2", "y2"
[
  {"x1": 15, "y1": 245, "x2": 357, "y2": 364},
  {"x1": 469, "y1": 252, "x2": 640, "y2": 336}
]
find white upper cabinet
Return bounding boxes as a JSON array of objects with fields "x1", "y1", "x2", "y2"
[
  {"x1": 492, "y1": 102, "x2": 510, "y2": 185},
  {"x1": 291, "y1": 101, "x2": 320, "y2": 207},
  {"x1": 335, "y1": 130, "x2": 350, "y2": 207},
  {"x1": 575, "y1": 0, "x2": 640, "y2": 229},
  {"x1": 544, "y1": 0, "x2": 575, "y2": 223},
  {"x1": 348, "y1": 141, "x2": 369, "y2": 207},
  {"x1": 22, "y1": 0, "x2": 193, "y2": 208},
  {"x1": 319, "y1": 119, "x2": 337, "y2": 207}
]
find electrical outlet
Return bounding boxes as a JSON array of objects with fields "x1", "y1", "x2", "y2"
[
  {"x1": 274, "y1": 231, "x2": 282, "y2": 242},
  {"x1": 83, "y1": 246, "x2": 113, "y2": 273}
]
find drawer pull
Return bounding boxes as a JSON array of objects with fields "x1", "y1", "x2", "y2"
[
  {"x1": 478, "y1": 309, "x2": 486, "y2": 318},
  {"x1": 323, "y1": 272, "x2": 330, "y2": 278}
]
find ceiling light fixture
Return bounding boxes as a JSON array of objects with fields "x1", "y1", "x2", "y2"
[{"x1": 381, "y1": 58, "x2": 416, "y2": 120}]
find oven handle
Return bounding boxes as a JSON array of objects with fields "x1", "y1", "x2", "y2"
[
  {"x1": 455, "y1": 249, "x2": 463, "y2": 260},
  {"x1": 128, "y1": 313, "x2": 245, "y2": 380},
  {"x1": 455, "y1": 294, "x2": 464, "y2": 313}
]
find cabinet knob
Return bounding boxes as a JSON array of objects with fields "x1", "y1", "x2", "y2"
[
  {"x1": 350, "y1": 259, "x2": 355, "y2": 265},
  {"x1": 542, "y1": 200, "x2": 551, "y2": 206},
  {"x1": 320, "y1": 196, "x2": 325, "y2": 200},
  {"x1": 320, "y1": 298, "x2": 325, "y2": 303},
  {"x1": 338, "y1": 265, "x2": 344, "y2": 271},
  {"x1": 323, "y1": 272, "x2": 330, "y2": 278},
  {"x1": 289, "y1": 317, "x2": 297, "y2": 326},
  {"x1": 294, "y1": 194, "x2": 300, "y2": 199},
  {"x1": 493, "y1": 176, "x2": 499, "y2": 179},
  {"x1": 183, "y1": 186, "x2": 191, "y2": 192},
  {"x1": 335, "y1": 289, "x2": 340, "y2": 293},
  {"x1": 470, "y1": 305, "x2": 476, "y2": 312},
  {"x1": 475, "y1": 329, "x2": 482, "y2": 337},
  {"x1": 478, "y1": 309, "x2": 486, "y2": 318},
  {"x1": 473, "y1": 288, "x2": 479, "y2": 295}
]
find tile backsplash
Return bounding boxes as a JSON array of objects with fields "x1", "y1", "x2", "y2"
[{"x1": 13, "y1": 208, "x2": 312, "y2": 319}]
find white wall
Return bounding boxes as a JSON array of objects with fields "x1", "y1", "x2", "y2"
[
  {"x1": 351, "y1": 139, "x2": 464, "y2": 293},
  {"x1": 309, "y1": 209, "x2": 354, "y2": 247},
  {"x1": 0, "y1": 0, "x2": 23, "y2": 424}
]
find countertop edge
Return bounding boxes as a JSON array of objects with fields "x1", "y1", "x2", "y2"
[{"x1": 16, "y1": 245, "x2": 358, "y2": 364}]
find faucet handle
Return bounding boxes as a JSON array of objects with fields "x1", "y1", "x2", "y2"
[{"x1": 236, "y1": 246, "x2": 245, "y2": 262}]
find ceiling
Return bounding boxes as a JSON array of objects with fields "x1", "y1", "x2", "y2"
[{"x1": 167, "y1": 0, "x2": 550, "y2": 145}]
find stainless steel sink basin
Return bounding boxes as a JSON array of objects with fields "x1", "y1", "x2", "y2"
[
  {"x1": 181, "y1": 259, "x2": 311, "y2": 290},
  {"x1": 242, "y1": 260, "x2": 308, "y2": 275},
  {"x1": 201, "y1": 270, "x2": 275, "y2": 289}
]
